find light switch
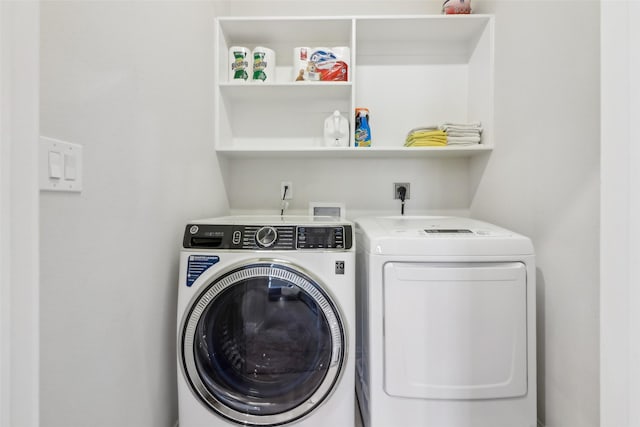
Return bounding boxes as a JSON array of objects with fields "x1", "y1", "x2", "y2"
[
  {"x1": 64, "y1": 153, "x2": 77, "y2": 180},
  {"x1": 48, "y1": 151, "x2": 62, "y2": 179},
  {"x1": 40, "y1": 136, "x2": 83, "y2": 192}
]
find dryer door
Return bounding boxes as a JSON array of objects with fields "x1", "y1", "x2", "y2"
[
  {"x1": 383, "y1": 261, "x2": 528, "y2": 400},
  {"x1": 180, "y1": 261, "x2": 346, "y2": 426}
]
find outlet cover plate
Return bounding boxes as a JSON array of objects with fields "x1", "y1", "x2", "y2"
[{"x1": 393, "y1": 183, "x2": 410, "y2": 200}]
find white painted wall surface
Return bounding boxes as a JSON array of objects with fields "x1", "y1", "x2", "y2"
[
  {"x1": 220, "y1": 1, "x2": 601, "y2": 426},
  {"x1": 39, "y1": 2, "x2": 228, "y2": 426},
  {"x1": 601, "y1": 0, "x2": 640, "y2": 425},
  {"x1": 470, "y1": 2, "x2": 600, "y2": 427},
  {"x1": 0, "y1": 1, "x2": 40, "y2": 427},
  {"x1": 227, "y1": 157, "x2": 473, "y2": 217},
  {"x1": 224, "y1": 0, "x2": 437, "y2": 16},
  {"x1": 630, "y1": 4, "x2": 640, "y2": 423}
]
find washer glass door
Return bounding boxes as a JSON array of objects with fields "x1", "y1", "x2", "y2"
[{"x1": 181, "y1": 262, "x2": 345, "y2": 426}]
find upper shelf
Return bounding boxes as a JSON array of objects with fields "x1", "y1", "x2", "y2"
[
  {"x1": 356, "y1": 15, "x2": 491, "y2": 43},
  {"x1": 218, "y1": 17, "x2": 353, "y2": 47},
  {"x1": 357, "y1": 15, "x2": 492, "y2": 64},
  {"x1": 217, "y1": 15, "x2": 492, "y2": 65}
]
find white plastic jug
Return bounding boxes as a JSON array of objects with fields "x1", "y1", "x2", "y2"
[{"x1": 323, "y1": 110, "x2": 349, "y2": 147}]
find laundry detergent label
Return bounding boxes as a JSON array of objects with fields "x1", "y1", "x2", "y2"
[{"x1": 186, "y1": 255, "x2": 219, "y2": 287}]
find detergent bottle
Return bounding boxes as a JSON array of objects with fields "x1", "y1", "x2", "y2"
[
  {"x1": 323, "y1": 110, "x2": 349, "y2": 147},
  {"x1": 354, "y1": 108, "x2": 371, "y2": 147}
]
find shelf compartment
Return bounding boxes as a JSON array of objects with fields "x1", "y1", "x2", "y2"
[
  {"x1": 356, "y1": 15, "x2": 492, "y2": 65},
  {"x1": 218, "y1": 17, "x2": 353, "y2": 56},
  {"x1": 355, "y1": 15, "x2": 493, "y2": 151},
  {"x1": 217, "y1": 17, "x2": 355, "y2": 84},
  {"x1": 216, "y1": 91, "x2": 352, "y2": 150}
]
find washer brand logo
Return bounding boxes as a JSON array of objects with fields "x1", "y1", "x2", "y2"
[
  {"x1": 335, "y1": 261, "x2": 345, "y2": 275},
  {"x1": 186, "y1": 255, "x2": 219, "y2": 287}
]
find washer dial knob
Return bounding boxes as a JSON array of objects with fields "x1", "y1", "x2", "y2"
[{"x1": 255, "y1": 226, "x2": 278, "y2": 248}]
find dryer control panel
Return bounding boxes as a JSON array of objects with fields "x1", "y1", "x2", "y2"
[{"x1": 183, "y1": 223, "x2": 353, "y2": 250}]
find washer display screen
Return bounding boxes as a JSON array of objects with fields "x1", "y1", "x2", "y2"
[{"x1": 297, "y1": 226, "x2": 345, "y2": 249}]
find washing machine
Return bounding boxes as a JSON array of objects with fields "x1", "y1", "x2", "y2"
[
  {"x1": 177, "y1": 216, "x2": 355, "y2": 427},
  {"x1": 355, "y1": 216, "x2": 536, "y2": 427}
]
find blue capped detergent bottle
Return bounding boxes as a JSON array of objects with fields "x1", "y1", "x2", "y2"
[{"x1": 354, "y1": 108, "x2": 371, "y2": 147}]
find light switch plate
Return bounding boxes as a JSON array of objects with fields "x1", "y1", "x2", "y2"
[{"x1": 39, "y1": 136, "x2": 83, "y2": 192}]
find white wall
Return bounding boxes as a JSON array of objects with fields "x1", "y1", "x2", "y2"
[
  {"x1": 470, "y1": 2, "x2": 601, "y2": 426},
  {"x1": 601, "y1": 0, "x2": 640, "y2": 425},
  {"x1": 39, "y1": 2, "x2": 228, "y2": 426},
  {"x1": 0, "y1": 1, "x2": 40, "y2": 426},
  {"x1": 471, "y1": 1, "x2": 600, "y2": 427},
  {"x1": 223, "y1": 0, "x2": 438, "y2": 16},
  {"x1": 220, "y1": 1, "x2": 601, "y2": 426},
  {"x1": 227, "y1": 158, "x2": 473, "y2": 218}
]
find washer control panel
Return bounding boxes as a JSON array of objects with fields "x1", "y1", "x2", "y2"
[
  {"x1": 183, "y1": 223, "x2": 353, "y2": 250},
  {"x1": 297, "y1": 226, "x2": 345, "y2": 249}
]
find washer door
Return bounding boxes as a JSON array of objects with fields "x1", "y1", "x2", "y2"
[{"x1": 180, "y1": 261, "x2": 346, "y2": 426}]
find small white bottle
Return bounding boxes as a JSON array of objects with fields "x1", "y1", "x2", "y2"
[{"x1": 323, "y1": 110, "x2": 349, "y2": 147}]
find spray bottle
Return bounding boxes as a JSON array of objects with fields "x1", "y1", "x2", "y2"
[{"x1": 354, "y1": 108, "x2": 372, "y2": 147}]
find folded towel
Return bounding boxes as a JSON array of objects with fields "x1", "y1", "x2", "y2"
[
  {"x1": 407, "y1": 125, "x2": 438, "y2": 131},
  {"x1": 439, "y1": 122, "x2": 483, "y2": 133},
  {"x1": 404, "y1": 123, "x2": 483, "y2": 147},
  {"x1": 407, "y1": 131, "x2": 447, "y2": 140},
  {"x1": 439, "y1": 121, "x2": 482, "y2": 129},
  {"x1": 447, "y1": 135, "x2": 481, "y2": 144},
  {"x1": 405, "y1": 140, "x2": 447, "y2": 147},
  {"x1": 405, "y1": 129, "x2": 447, "y2": 147},
  {"x1": 445, "y1": 130, "x2": 481, "y2": 137}
]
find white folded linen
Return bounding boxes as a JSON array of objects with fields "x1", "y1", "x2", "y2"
[
  {"x1": 447, "y1": 135, "x2": 481, "y2": 144},
  {"x1": 406, "y1": 125, "x2": 439, "y2": 135},
  {"x1": 445, "y1": 131, "x2": 481, "y2": 137},
  {"x1": 439, "y1": 122, "x2": 483, "y2": 133},
  {"x1": 439, "y1": 121, "x2": 482, "y2": 128}
]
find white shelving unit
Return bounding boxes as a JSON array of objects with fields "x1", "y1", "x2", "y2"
[
  {"x1": 216, "y1": 145, "x2": 492, "y2": 159},
  {"x1": 214, "y1": 15, "x2": 494, "y2": 159}
]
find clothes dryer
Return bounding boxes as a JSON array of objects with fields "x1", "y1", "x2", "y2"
[
  {"x1": 177, "y1": 216, "x2": 355, "y2": 427},
  {"x1": 355, "y1": 216, "x2": 536, "y2": 427}
]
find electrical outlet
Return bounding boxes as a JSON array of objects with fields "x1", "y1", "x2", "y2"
[
  {"x1": 393, "y1": 182, "x2": 410, "y2": 200},
  {"x1": 281, "y1": 181, "x2": 293, "y2": 200}
]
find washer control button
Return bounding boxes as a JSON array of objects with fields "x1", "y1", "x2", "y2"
[{"x1": 232, "y1": 230, "x2": 242, "y2": 245}]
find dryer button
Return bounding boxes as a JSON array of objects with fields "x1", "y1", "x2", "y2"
[{"x1": 232, "y1": 230, "x2": 242, "y2": 245}]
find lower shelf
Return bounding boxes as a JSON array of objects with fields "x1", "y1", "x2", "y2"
[{"x1": 215, "y1": 145, "x2": 494, "y2": 159}]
